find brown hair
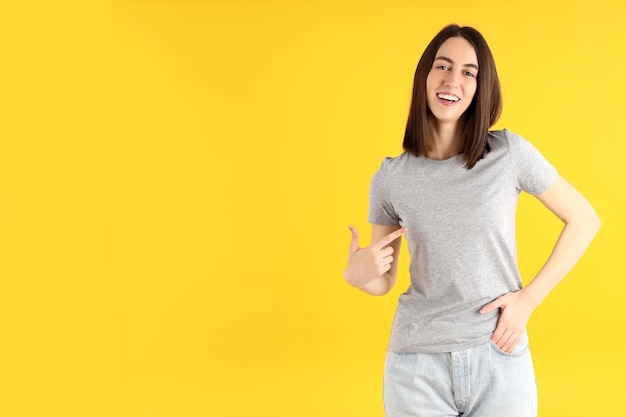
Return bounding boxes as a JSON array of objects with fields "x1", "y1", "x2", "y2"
[{"x1": 403, "y1": 24, "x2": 502, "y2": 169}]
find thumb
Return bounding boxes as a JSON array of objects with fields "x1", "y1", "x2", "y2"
[{"x1": 348, "y1": 225, "x2": 360, "y2": 254}]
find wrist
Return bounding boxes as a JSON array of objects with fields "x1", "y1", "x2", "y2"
[{"x1": 520, "y1": 285, "x2": 544, "y2": 309}]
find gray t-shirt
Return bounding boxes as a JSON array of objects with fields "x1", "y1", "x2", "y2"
[{"x1": 368, "y1": 129, "x2": 556, "y2": 353}]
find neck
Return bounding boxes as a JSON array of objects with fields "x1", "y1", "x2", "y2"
[{"x1": 427, "y1": 121, "x2": 464, "y2": 160}]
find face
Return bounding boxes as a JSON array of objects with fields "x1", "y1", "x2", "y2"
[{"x1": 426, "y1": 36, "x2": 478, "y2": 128}]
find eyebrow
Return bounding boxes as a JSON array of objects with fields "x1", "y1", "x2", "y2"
[{"x1": 434, "y1": 56, "x2": 479, "y2": 71}]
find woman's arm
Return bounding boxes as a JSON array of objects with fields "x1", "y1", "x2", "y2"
[
  {"x1": 343, "y1": 224, "x2": 406, "y2": 296},
  {"x1": 519, "y1": 174, "x2": 601, "y2": 305},
  {"x1": 481, "y1": 174, "x2": 601, "y2": 352}
]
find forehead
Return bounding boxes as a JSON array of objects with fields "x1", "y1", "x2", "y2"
[{"x1": 435, "y1": 37, "x2": 478, "y2": 65}]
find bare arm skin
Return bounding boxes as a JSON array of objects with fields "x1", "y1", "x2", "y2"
[{"x1": 481, "y1": 174, "x2": 601, "y2": 352}]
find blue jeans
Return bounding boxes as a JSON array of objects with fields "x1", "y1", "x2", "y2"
[{"x1": 383, "y1": 334, "x2": 537, "y2": 417}]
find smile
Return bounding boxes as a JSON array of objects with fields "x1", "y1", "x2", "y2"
[{"x1": 436, "y1": 93, "x2": 460, "y2": 102}]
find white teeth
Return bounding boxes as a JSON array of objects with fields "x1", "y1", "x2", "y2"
[{"x1": 437, "y1": 93, "x2": 460, "y2": 102}]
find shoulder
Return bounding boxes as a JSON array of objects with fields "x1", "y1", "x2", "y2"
[
  {"x1": 487, "y1": 129, "x2": 536, "y2": 162},
  {"x1": 376, "y1": 152, "x2": 414, "y2": 173},
  {"x1": 488, "y1": 128, "x2": 525, "y2": 150}
]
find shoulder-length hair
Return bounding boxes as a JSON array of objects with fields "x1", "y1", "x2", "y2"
[{"x1": 403, "y1": 24, "x2": 502, "y2": 169}]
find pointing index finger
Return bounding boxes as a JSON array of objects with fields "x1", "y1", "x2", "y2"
[{"x1": 373, "y1": 227, "x2": 406, "y2": 250}]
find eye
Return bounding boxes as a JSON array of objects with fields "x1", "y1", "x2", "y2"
[
  {"x1": 464, "y1": 71, "x2": 476, "y2": 78},
  {"x1": 436, "y1": 65, "x2": 450, "y2": 71}
]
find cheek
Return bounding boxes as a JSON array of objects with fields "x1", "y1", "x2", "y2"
[
  {"x1": 465, "y1": 83, "x2": 477, "y2": 100},
  {"x1": 426, "y1": 72, "x2": 439, "y2": 90}
]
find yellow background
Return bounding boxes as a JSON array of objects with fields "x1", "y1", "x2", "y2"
[{"x1": 1, "y1": 0, "x2": 624, "y2": 416}]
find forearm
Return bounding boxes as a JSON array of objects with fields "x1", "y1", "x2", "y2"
[
  {"x1": 522, "y1": 215, "x2": 601, "y2": 307},
  {"x1": 354, "y1": 273, "x2": 395, "y2": 296}
]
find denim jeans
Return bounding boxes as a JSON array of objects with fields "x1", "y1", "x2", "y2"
[{"x1": 383, "y1": 334, "x2": 537, "y2": 417}]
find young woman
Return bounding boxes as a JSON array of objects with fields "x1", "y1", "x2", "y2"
[{"x1": 343, "y1": 24, "x2": 600, "y2": 417}]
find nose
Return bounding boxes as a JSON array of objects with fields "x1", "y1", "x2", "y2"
[{"x1": 444, "y1": 71, "x2": 460, "y2": 88}]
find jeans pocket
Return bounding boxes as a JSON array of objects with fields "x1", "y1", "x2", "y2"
[{"x1": 488, "y1": 338, "x2": 530, "y2": 357}]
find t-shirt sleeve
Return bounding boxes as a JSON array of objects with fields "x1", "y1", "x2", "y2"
[
  {"x1": 506, "y1": 130, "x2": 557, "y2": 195},
  {"x1": 368, "y1": 158, "x2": 401, "y2": 225}
]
